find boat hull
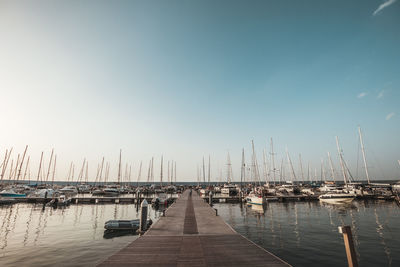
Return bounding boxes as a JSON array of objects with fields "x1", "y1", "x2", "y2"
[
  {"x1": 319, "y1": 197, "x2": 354, "y2": 204},
  {"x1": 0, "y1": 193, "x2": 26, "y2": 198},
  {"x1": 246, "y1": 196, "x2": 265, "y2": 205}
]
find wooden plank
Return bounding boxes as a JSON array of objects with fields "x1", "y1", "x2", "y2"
[{"x1": 98, "y1": 189, "x2": 291, "y2": 267}]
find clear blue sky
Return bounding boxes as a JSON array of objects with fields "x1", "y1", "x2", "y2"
[{"x1": 0, "y1": 0, "x2": 399, "y2": 182}]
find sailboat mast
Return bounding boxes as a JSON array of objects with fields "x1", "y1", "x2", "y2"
[
  {"x1": 336, "y1": 136, "x2": 348, "y2": 185},
  {"x1": 160, "y1": 156, "x2": 163, "y2": 187},
  {"x1": 51, "y1": 155, "x2": 57, "y2": 185},
  {"x1": 240, "y1": 148, "x2": 245, "y2": 188},
  {"x1": 286, "y1": 147, "x2": 297, "y2": 183},
  {"x1": 227, "y1": 152, "x2": 232, "y2": 183},
  {"x1": 99, "y1": 157, "x2": 105, "y2": 184},
  {"x1": 0, "y1": 149, "x2": 9, "y2": 183},
  {"x1": 197, "y1": 165, "x2": 200, "y2": 187},
  {"x1": 71, "y1": 163, "x2": 75, "y2": 184},
  {"x1": 321, "y1": 158, "x2": 326, "y2": 182},
  {"x1": 202, "y1": 157, "x2": 206, "y2": 184},
  {"x1": 151, "y1": 157, "x2": 154, "y2": 183},
  {"x1": 358, "y1": 127, "x2": 371, "y2": 184},
  {"x1": 105, "y1": 162, "x2": 110, "y2": 185},
  {"x1": 128, "y1": 165, "x2": 131, "y2": 186},
  {"x1": 118, "y1": 149, "x2": 122, "y2": 184},
  {"x1": 270, "y1": 138, "x2": 276, "y2": 185},
  {"x1": 36, "y1": 152, "x2": 44, "y2": 185},
  {"x1": 85, "y1": 161, "x2": 89, "y2": 183},
  {"x1": 8, "y1": 159, "x2": 14, "y2": 180},
  {"x1": 263, "y1": 149, "x2": 268, "y2": 184},
  {"x1": 13, "y1": 155, "x2": 20, "y2": 180},
  {"x1": 78, "y1": 158, "x2": 86, "y2": 183},
  {"x1": 137, "y1": 161, "x2": 142, "y2": 187},
  {"x1": 251, "y1": 140, "x2": 255, "y2": 185},
  {"x1": 327, "y1": 151, "x2": 336, "y2": 181},
  {"x1": 147, "y1": 159, "x2": 151, "y2": 183},
  {"x1": 168, "y1": 160, "x2": 170, "y2": 185},
  {"x1": 46, "y1": 149, "x2": 54, "y2": 182},
  {"x1": 299, "y1": 154, "x2": 304, "y2": 182},
  {"x1": 208, "y1": 155, "x2": 211, "y2": 185},
  {"x1": 17, "y1": 145, "x2": 28, "y2": 181},
  {"x1": 23, "y1": 156, "x2": 30, "y2": 181},
  {"x1": 168, "y1": 161, "x2": 171, "y2": 184},
  {"x1": 95, "y1": 164, "x2": 100, "y2": 185},
  {"x1": 124, "y1": 163, "x2": 128, "y2": 186}
]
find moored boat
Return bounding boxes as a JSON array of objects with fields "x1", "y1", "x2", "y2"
[
  {"x1": 246, "y1": 192, "x2": 265, "y2": 205},
  {"x1": 104, "y1": 219, "x2": 152, "y2": 231},
  {"x1": 319, "y1": 192, "x2": 355, "y2": 204},
  {"x1": 48, "y1": 194, "x2": 72, "y2": 207},
  {"x1": 0, "y1": 189, "x2": 26, "y2": 198}
]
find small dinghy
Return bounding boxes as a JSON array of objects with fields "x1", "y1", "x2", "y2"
[
  {"x1": 104, "y1": 219, "x2": 152, "y2": 231},
  {"x1": 48, "y1": 195, "x2": 72, "y2": 207}
]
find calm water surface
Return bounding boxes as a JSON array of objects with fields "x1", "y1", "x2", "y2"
[
  {"x1": 0, "y1": 200, "x2": 399, "y2": 266},
  {"x1": 215, "y1": 200, "x2": 400, "y2": 267},
  {"x1": 0, "y1": 203, "x2": 164, "y2": 266}
]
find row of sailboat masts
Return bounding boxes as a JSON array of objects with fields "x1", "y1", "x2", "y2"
[
  {"x1": 334, "y1": 127, "x2": 371, "y2": 185},
  {"x1": 0, "y1": 147, "x2": 58, "y2": 185},
  {"x1": 0, "y1": 147, "x2": 179, "y2": 186},
  {"x1": 200, "y1": 128, "x2": 372, "y2": 185},
  {"x1": 197, "y1": 156, "x2": 211, "y2": 185},
  {"x1": 0, "y1": 145, "x2": 33, "y2": 183},
  {"x1": 158, "y1": 156, "x2": 177, "y2": 186}
]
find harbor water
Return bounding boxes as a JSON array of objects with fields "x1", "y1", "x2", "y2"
[
  {"x1": 216, "y1": 200, "x2": 400, "y2": 267},
  {"x1": 0, "y1": 200, "x2": 399, "y2": 266}
]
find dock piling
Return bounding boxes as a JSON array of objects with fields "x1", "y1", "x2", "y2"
[
  {"x1": 139, "y1": 199, "x2": 148, "y2": 233},
  {"x1": 338, "y1": 226, "x2": 358, "y2": 267}
]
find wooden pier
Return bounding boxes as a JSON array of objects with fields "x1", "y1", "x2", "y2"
[{"x1": 98, "y1": 190, "x2": 291, "y2": 267}]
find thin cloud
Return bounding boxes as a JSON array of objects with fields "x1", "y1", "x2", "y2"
[
  {"x1": 386, "y1": 112, "x2": 395, "y2": 120},
  {"x1": 373, "y1": 0, "x2": 397, "y2": 16},
  {"x1": 377, "y1": 90, "x2": 384, "y2": 99},
  {"x1": 357, "y1": 92, "x2": 367, "y2": 98}
]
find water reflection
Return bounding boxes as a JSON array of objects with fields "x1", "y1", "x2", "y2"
[
  {"x1": 249, "y1": 204, "x2": 265, "y2": 215},
  {"x1": 0, "y1": 203, "x2": 165, "y2": 267},
  {"x1": 374, "y1": 207, "x2": 392, "y2": 266},
  {"x1": 215, "y1": 200, "x2": 400, "y2": 267},
  {"x1": 23, "y1": 206, "x2": 34, "y2": 246},
  {"x1": 0, "y1": 200, "x2": 399, "y2": 266}
]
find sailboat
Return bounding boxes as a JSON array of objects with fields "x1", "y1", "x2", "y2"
[
  {"x1": 0, "y1": 189, "x2": 26, "y2": 198},
  {"x1": 319, "y1": 192, "x2": 355, "y2": 204},
  {"x1": 246, "y1": 190, "x2": 265, "y2": 205},
  {"x1": 319, "y1": 136, "x2": 355, "y2": 204},
  {"x1": 221, "y1": 152, "x2": 238, "y2": 196}
]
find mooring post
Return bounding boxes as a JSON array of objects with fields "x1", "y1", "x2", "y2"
[
  {"x1": 42, "y1": 191, "x2": 48, "y2": 210},
  {"x1": 338, "y1": 226, "x2": 358, "y2": 267},
  {"x1": 209, "y1": 191, "x2": 213, "y2": 206},
  {"x1": 139, "y1": 199, "x2": 148, "y2": 233}
]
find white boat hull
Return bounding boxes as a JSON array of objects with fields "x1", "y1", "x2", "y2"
[
  {"x1": 246, "y1": 196, "x2": 265, "y2": 205},
  {"x1": 319, "y1": 197, "x2": 354, "y2": 204}
]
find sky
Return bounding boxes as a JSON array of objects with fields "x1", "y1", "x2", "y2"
[{"x1": 0, "y1": 0, "x2": 399, "y2": 182}]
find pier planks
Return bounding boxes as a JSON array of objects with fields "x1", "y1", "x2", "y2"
[{"x1": 98, "y1": 190, "x2": 290, "y2": 267}]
